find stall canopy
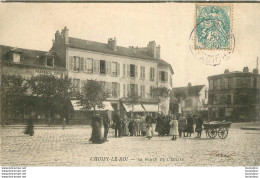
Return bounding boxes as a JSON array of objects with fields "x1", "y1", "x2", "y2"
[
  {"x1": 142, "y1": 104, "x2": 159, "y2": 112},
  {"x1": 71, "y1": 100, "x2": 84, "y2": 111},
  {"x1": 71, "y1": 100, "x2": 114, "y2": 111},
  {"x1": 123, "y1": 103, "x2": 146, "y2": 112}
]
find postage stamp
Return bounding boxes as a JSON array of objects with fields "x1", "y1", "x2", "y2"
[
  {"x1": 189, "y1": 4, "x2": 235, "y2": 66},
  {"x1": 195, "y1": 4, "x2": 232, "y2": 50}
]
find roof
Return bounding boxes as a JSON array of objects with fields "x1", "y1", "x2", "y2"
[
  {"x1": 173, "y1": 85, "x2": 205, "y2": 97},
  {"x1": 68, "y1": 37, "x2": 174, "y2": 74},
  {"x1": 208, "y1": 71, "x2": 259, "y2": 79},
  {"x1": 158, "y1": 59, "x2": 174, "y2": 74},
  {"x1": 0, "y1": 45, "x2": 65, "y2": 71},
  {"x1": 69, "y1": 37, "x2": 155, "y2": 60}
]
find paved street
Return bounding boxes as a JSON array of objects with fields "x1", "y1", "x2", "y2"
[{"x1": 1, "y1": 123, "x2": 259, "y2": 166}]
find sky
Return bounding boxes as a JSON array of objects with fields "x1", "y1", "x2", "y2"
[{"x1": 0, "y1": 3, "x2": 259, "y2": 87}]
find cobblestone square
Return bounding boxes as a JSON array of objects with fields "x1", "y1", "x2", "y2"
[{"x1": 1, "y1": 124, "x2": 259, "y2": 166}]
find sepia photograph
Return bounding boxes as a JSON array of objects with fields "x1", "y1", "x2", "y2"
[{"x1": 0, "y1": 2, "x2": 259, "y2": 171}]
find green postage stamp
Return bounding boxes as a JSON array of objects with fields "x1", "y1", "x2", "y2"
[{"x1": 195, "y1": 4, "x2": 232, "y2": 50}]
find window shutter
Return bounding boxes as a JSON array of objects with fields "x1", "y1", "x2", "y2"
[
  {"x1": 69, "y1": 56, "x2": 73, "y2": 71},
  {"x1": 80, "y1": 57, "x2": 84, "y2": 72},
  {"x1": 150, "y1": 68, "x2": 152, "y2": 80},
  {"x1": 127, "y1": 84, "x2": 130, "y2": 95},
  {"x1": 109, "y1": 82, "x2": 112, "y2": 93},
  {"x1": 123, "y1": 64, "x2": 126, "y2": 77},
  {"x1": 135, "y1": 65, "x2": 138, "y2": 78},
  {"x1": 127, "y1": 64, "x2": 130, "y2": 77},
  {"x1": 93, "y1": 59, "x2": 97, "y2": 73},
  {"x1": 117, "y1": 63, "x2": 120, "y2": 76},
  {"x1": 135, "y1": 84, "x2": 138, "y2": 95},
  {"x1": 106, "y1": 61, "x2": 108, "y2": 75},
  {"x1": 83, "y1": 58, "x2": 87, "y2": 72},
  {"x1": 117, "y1": 83, "x2": 120, "y2": 97},
  {"x1": 159, "y1": 71, "x2": 162, "y2": 82},
  {"x1": 123, "y1": 84, "x2": 126, "y2": 97},
  {"x1": 166, "y1": 72, "x2": 168, "y2": 82},
  {"x1": 140, "y1": 66, "x2": 142, "y2": 78},
  {"x1": 96, "y1": 60, "x2": 100, "y2": 74},
  {"x1": 107, "y1": 61, "x2": 111, "y2": 75},
  {"x1": 143, "y1": 67, "x2": 145, "y2": 79},
  {"x1": 143, "y1": 85, "x2": 145, "y2": 97}
]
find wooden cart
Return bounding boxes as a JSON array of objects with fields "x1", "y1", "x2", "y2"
[{"x1": 203, "y1": 121, "x2": 232, "y2": 139}]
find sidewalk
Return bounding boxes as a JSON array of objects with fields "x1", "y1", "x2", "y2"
[
  {"x1": 231, "y1": 122, "x2": 260, "y2": 130},
  {"x1": 1, "y1": 124, "x2": 91, "y2": 129}
]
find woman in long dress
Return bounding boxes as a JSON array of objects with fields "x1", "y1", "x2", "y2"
[
  {"x1": 146, "y1": 114, "x2": 153, "y2": 140},
  {"x1": 169, "y1": 117, "x2": 174, "y2": 136},
  {"x1": 89, "y1": 114, "x2": 104, "y2": 144},
  {"x1": 171, "y1": 116, "x2": 178, "y2": 141}
]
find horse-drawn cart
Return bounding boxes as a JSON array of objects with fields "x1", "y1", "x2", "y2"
[{"x1": 203, "y1": 121, "x2": 232, "y2": 139}]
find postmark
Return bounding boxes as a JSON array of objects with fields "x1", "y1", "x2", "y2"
[{"x1": 189, "y1": 4, "x2": 235, "y2": 66}]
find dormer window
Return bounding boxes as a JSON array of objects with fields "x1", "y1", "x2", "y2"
[
  {"x1": 46, "y1": 57, "x2": 54, "y2": 67},
  {"x1": 13, "y1": 53, "x2": 20, "y2": 63},
  {"x1": 10, "y1": 48, "x2": 23, "y2": 63}
]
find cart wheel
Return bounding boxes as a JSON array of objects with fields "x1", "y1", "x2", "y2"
[
  {"x1": 218, "y1": 128, "x2": 228, "y2": 139},
  {"x1": 208, "y1": 129, "x2": 217, "y2": 138}
]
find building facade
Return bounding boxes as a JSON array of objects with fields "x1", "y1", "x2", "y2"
[
  {"x1": 0, "y1": 45, "x2": 66, "y2": 78},
  {"x1": 172, "y1": 83, "x2": 208, "y2": 116},
  {"x1": 207, "y1": 67, "x2": 260, "y2": 121},
  {"x1": 51, "y1": 27, "x2": 174, "y2": 115},
  {"x1": 0, "y1": 45, "x2": 67, "y2": 123}
]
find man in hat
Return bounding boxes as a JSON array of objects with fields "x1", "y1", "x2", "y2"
[
  {"x1": 113, "y1": 110, "x2": 122, "y2": 138},
  {"x1": 103, "y1": 109, "x2": 110, "y2": 141}
]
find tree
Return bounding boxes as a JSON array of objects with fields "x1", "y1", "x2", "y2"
[
  {"x1": 28, "y1": 75, "x2": 72, "y2": 125},
  {"x1": 151, "y1": 86, "x2": 171, "y2": 112},
  {"x1": 174, "y1": 89, "x2": 187, "y2": 103},
  {"x1": 1, "y1": 74, "x2": 29, "y2": 124},
  {"x1": 173, "y1": 89, "x2": 187, "y2": 114},
  {"x1": 125, "y1": 89, "x2": 141, "y2": 118},
  {"x1": 78, "y1": 80, "x2": 109, "y2": 115}
]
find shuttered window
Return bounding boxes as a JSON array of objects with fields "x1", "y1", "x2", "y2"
[
  {"x1": 123, "y1": 84, "x2": 126, "y2": 97},
  {"x1": 86, "y1": 58, "x2": 93, "y2": 73},
  {"x1": 150, "y1": 67, "x2": 155, "y2": 81},
  {"x1": 140, "y1": 66, "x2": 145, "y2": 79},
  {"x1": 123, "y1": 64, "x2": 126, "y2": 77},
  {"x1": 106, "y1": 61, "x2": 111, "y2": 75}
]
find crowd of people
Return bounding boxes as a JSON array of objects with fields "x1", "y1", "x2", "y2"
[{"x1": 89, "y1": 110, "x2": 204, "y2": 144}]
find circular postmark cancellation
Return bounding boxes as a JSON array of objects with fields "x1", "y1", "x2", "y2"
[{"x1": 189, "y1": 4, "x2": 235, "y2": 66}]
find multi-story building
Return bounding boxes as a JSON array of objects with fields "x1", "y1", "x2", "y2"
[
  {"x1": 51, "y1": 27, "x2": 174, "y2": 116},
  {"x1": 0, "y1": 45, "x2": 66, "y2": 78},
  {"x1": 0, "y1": 44, "x2": 67, "y2": 123},
  {"x1": 172, "y1": 83, "x2": 208, "y2": 116},
  {"x1": 207, "y1": 67, "x2": 260, "y2": 121}
]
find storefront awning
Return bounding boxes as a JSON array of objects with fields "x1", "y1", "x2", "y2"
[
  {"x1": 90, "y1": 101, "x2": 114, "y2": 111},
  {"x1": 71, "y1": 100, "x2": 84, "y2": 111},
  {"x1": 71, "y1": 100, "x2": 114, "y2": 111},
  {"x1": 142, "y1": 104, "x2": 158, "y2": 112},
  {"x1": 123, "y1": 104, "x2": 146, "y2": 112}
]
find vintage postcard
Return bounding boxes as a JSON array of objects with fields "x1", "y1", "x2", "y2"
[{"x1": 0, "y1": 2, "x2": 259, "y2": 170}]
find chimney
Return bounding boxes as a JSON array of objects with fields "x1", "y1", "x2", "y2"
[
  {"x1": 55, "y1": 30, "x2": 60, "y2": 42},
  {"x1": 243, "y1": 67, "x2": 249, "y2": 72},
  {"x1": 61, "y1": 26, "x2": 69, "y2": 45},
  {"x1": 224, "y1": 69, "x2": 229, "y2": 74},
  {"x1": 156, "y1": 45, "x2": 161, "y2": 59},
  {"x1": 253, "y1": 68, "x2": 258, "y2": 75},
  {"x1": 147, "y1": 41, "x2": 156, "y2": 58},
  {"x1": 108, "y1": 37, "x2": 117, "y2": 51},
  {"x1": 188, "y1": 82, "x2": 192, "y2": 87}
]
